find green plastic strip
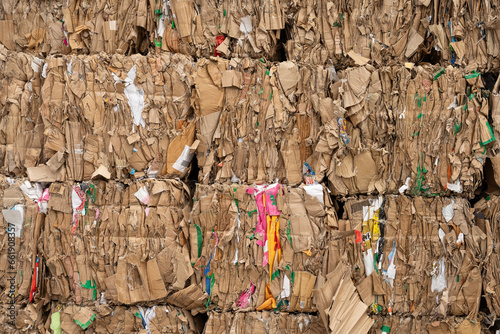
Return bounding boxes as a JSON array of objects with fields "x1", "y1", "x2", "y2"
[
  {"x1": 464, "y1": 70, "x2": 481, "y2": 79},
  {"x1": 480, "y1": 121, "x2": 496, "y2": 146},
  {"x1": 271, "y1": 270, "x2": 280, "y2": 281},
  {"x1": 413, "y1": 153, "x2": 426, "y2": 195},
  {"x1": 275, "y1": 299, "x2": 283, "y2": 309},
  {"x1": 287, "y1": 220, "x2": 292, "y2": 247},
  {"x1": 84, "y1": 183, "x2": 96, "y2": 214},
  {"x1": 195, "y1": 224, "x2": 203, "y2": 258},
  {"x1": 89, "y1": 183, "x2": 96, "y2": 202},
  {"x1": 74, "y1": 314, "x2": 96, "y2": 330},
  {"x1": 270, "y1": 194, "x2": 277, "y2": 206},
  {"x1": 154, "y1": 40, "x2": 162, "y2": 47},
  {"x1": 80, "y1": 279, "x2": 97, "y2": 300},
  {"x1": 433, "y1": 68, "x2": 445, "y2": 81},
  {"x1": 333, "y1": 13, "x2": 343, "y2": 27},
  {"x1": 414, "y1": 93, "x2": 422, "y2": 108}
]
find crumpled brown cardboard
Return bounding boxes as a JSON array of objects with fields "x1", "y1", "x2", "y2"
[{"x1": 204, "y1": 311, "x2": 327, "y2": 334}]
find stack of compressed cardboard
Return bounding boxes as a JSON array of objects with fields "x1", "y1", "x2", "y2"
[
  {"x1": 0, "y1": 47, "x2": 197, "y2": 181},
  {"x1": 46, "y1": 304, "x2": 197, "y2": 334},
  {"x1": 286, "y1": 0, "x2": 500, "y2": 71},
  {"x1": 0, "y1": 0, "x2": 151, "y2": 55},
  {"x1": 0, "y1": 178, "x2": 41, "y2": 302},
  {"x1": 1, "y1": 0, "x2": 500, "y2": 333},
  {"x1": 204, "y1": 311, "x2": 327, "y2": 334},
  {"x1": 192, "y1": 57, "x2": 327, "y2": 186},
  {"x1": 0, "y1": 0, "x2": 286, "y2": 59},
  {"x1": 0, "y1": 178, "x2": 45, "y2": 333},
  {"x1": 340, "y1": 196, "x2": 482, "y2": 319},
  {"x1": 0, "y1": 178, "x2": 203, "y2": 333},
  {"x1": 1, "y1": 0, "x2": 498, "y2": 71},
  {"x1": 193, "y1": 56, "x2": 492, "y2": 198},
  {"x1": 41, "y1": 179, "x2": 203, "y2": 307},
  {"x1": 189, "y1": 182, "x2": 334, "y2": 312}
]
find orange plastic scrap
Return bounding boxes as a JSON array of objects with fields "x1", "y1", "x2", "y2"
[
  {"x1": 267, "y1": 215, "x2": 281, "y2": 282},
  {"x1": 256, "y1": 284, "x2": 277, "y2": 310},
  {"x1": 256, "y1": 186, "x2": 282, "y2": 311}
]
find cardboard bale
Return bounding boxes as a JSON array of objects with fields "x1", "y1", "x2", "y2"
[
  {"x1": 0, "y1": 0, "x2": 145, "y2": 55},
  {"x1": 368, "y1": 315, "x2": 482, "y2": 334},
  {"x1": 0, "y1": 302, "x2": 46, "y2": 334},
  {"x1": 0, "y1": 46, "x2": 45, "y2": 177},
  {"x1": 318, "y1": 65, "x2": 492, "y2": 197},
  {"x1": 473, "y1": 195, "x2": 500, "y2": 319},
  {"x1": 41, "y1": 179, "x2": 205, "y2": 309},
  {"x1": 160, "y1": 0, "x2": 286, "y2": 59},
  {"x1": 0, "y1": 0, "x2": 286, "y2": 60},
  {"x1": 0, "y1": 47, "x2": 198, "y2": 180},
  {"x1": 286, "y1": 0, "x2": 500, "y2": 71},
  {"x1": 204, "y1": 311, "x2": 327, "y2": 334},
  {"x1": 0, "y1": 178, "x2": 48, "y2": 333},
  {"x1": 0, "y1": 179, "x2": 46, "y2": 306},
  {"x1": 193, "y1": 58, "x2": 492, "y2": 197},
  {"x1": 336, "y1": 195, "x2": 481, "y2": 319},
  {"x1": 189, "y1": 182, "x2": 335, "y2": 312},
  {"x1": 46, "y1": 304, "x2": 197, "y2": 333},
  {"x1": 40, "y1": 53, "x2": 196, "y2": 181},
  {"x1": 193, "y1": 57, "x2": 326, "y2": 186}
]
